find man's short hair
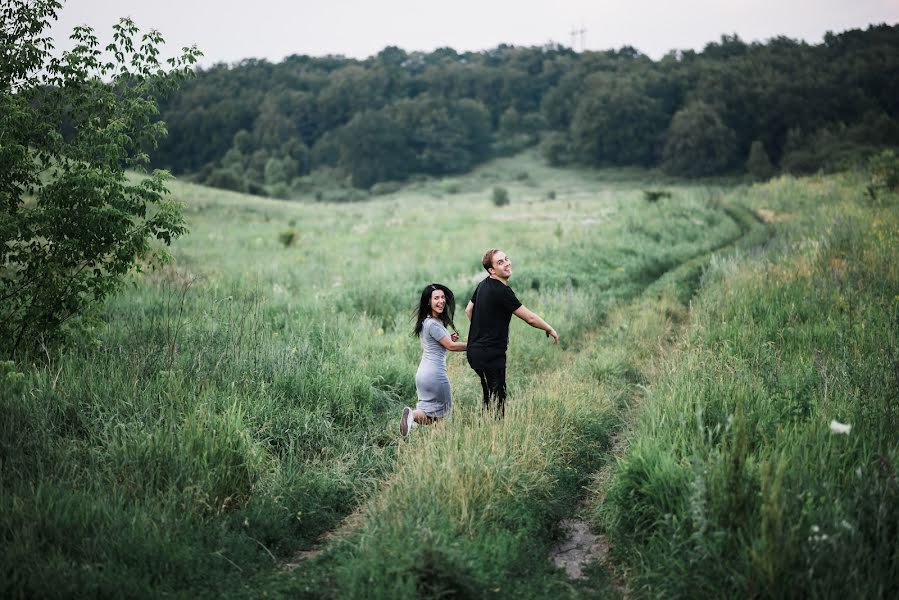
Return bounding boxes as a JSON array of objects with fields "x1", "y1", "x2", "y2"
[{"x1": 482, "y1": 249, "x2": 500, "y2": 272}]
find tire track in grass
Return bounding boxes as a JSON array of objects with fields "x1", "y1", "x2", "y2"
[
  {"x1": 276, "y1": 200, "x2": 768, "y2": 593},
  {"x1": 547, "y1": 200, "x2": 770, "y2": 594}
]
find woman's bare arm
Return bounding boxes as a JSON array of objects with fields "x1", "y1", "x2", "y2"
[{"x1": 436, "y1": 335, "x2": 467, "y2": 352}]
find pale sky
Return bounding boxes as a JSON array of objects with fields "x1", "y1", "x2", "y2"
[{"x1": 48, "y1": 0, "x2": 899, "y2": 68}]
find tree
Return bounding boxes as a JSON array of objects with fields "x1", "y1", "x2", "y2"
[
  {"x1": 336, "y1": 95, "x2": 492, "y2": 188},
  {"x1": 339, "y1": 109, "x2": 411, "y2": 188},
  {"x1": 570, "y1": 78, "x2": 668, "y2": 166},
  {"x1": 0, "y1": 0, "x2": 201, "y2": 356},
  {"x1": 398, "y1": 96, "x2": 491, "y2": 175},
  {"x1": 661, "y1": 101, "x2": 737, "y2": 176},
  {"x1": 317, "y1": 65, "x2": 384, "y2": 131},
  {"x1": 539, "y1": 131, "x2": 573, "y2": 166},
  {"x1": 745, "y1": 140, "x2": 775, "y2": 180}
]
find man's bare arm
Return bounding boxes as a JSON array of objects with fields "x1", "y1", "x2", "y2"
[
  {"x1": 513, "y1": 305, "x2": 559, "y2": 344},
  {"x1": 465, "y1": 300, "x2": 474, "y2": 320}
]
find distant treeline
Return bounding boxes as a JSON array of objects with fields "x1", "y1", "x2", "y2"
[{"x1": 153, "y1": 24, "x2": 899, "y2": 195}]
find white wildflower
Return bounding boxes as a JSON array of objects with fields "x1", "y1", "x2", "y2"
[{"x1": 829, "y1": 420, "x2": 851, "y2": 434}]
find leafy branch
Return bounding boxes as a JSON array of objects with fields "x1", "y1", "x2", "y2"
[{"x1": 0, "y1": 0, "x2": 201, "y2": 358}]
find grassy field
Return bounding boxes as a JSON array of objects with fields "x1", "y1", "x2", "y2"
[
  {"x1": 597, "y1": 174, "x2": 899, "y2": 598},
  {"x1": 1, "y1": 150, "x2": 896, "y2": 598}
]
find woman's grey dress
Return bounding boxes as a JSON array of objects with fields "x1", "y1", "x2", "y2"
[{"x1": 415, "y1": 317, "x2": 452, "y2": 418}]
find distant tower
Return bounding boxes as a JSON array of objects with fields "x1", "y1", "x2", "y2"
[{"x1": 570, "y1": 25, "x2": 587, "y2": 51}]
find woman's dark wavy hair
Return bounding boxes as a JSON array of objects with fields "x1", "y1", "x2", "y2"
[{"x1": 413, "y1": 283, "x2": 457, "y2": 337}]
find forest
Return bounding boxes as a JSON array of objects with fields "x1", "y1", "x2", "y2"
[{"x1": 152, "y1": 24, "x2": 899, "y2": 195}]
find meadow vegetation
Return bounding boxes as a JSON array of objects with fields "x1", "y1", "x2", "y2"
[
  {"x1": 598, "y1": 171, "x2": 899, "y2": 597},
  {"x1": 2, "y1": 149, "x2": 897, "y2": 598}
]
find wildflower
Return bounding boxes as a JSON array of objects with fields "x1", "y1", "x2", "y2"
[
  {"x1": 829, "y1": 420, "x2": 851, "y2": 434},
  {"x1": 808, "y1": 525, "x2": 830, "y2": 544}
]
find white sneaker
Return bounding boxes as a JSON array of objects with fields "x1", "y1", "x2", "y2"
[{"x1": 400, "y1": 406, "x2": 414, "y2": 436}]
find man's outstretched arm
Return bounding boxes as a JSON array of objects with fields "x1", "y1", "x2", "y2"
[{"x1": 513, "y1": 305, "x2": 559, "y2": 344}]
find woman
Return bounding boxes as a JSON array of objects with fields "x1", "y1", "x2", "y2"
[{"x1": 400, "y1": 283, "x2": 467, "y2": 436}]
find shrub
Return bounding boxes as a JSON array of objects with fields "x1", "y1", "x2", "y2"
[
  {"x1": 269, "y1": 182, "x2": 290, "y2": 199},
  {"x1": 643, "y1": 189, "x2": 672, "y2": 203},
  {"x1": 491, "y1": 187, "x2": 510, "y2": 206},
  {"x1": 0, "y1": 3, "x2": 199, "y2": 357},
  {"x1": 745, "y1": 140, "x2": 775, "y2": 181},
  {"x1": 244, "y1": 180, "x2": 268, "y2": 197},
  {"x1": 370, "y1": 181, "x2": 403, "y2": 195},
  {"x1": 866, "y1": 149, "x2": 899, "y2": 200},
  {"x1": 539, "y1": 131, "x2": 573, "y2": 166},
  {"x1": 278, "y1": 229, "x2": 298, "y2": 247},
  {"x1": 205, "y1": 168, "x2": 245, "y2": 192}
]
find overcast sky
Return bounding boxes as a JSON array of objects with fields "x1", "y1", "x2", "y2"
[{"x1": 48, "y1": 0, "x2": 899, "y2": 67}]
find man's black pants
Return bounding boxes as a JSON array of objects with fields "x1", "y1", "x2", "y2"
[{"x1": 474, "y1": 367, "x2": 506, "y2": 418}]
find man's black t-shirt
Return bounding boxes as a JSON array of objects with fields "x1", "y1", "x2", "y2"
[{"x1": 466, "y1": 276, "x2": 522, "y2": 369}]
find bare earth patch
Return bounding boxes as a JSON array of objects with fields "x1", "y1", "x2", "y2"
[
  {"x1": 281, "y1": 508, "x2": 366, "y2": 572},
  {"x1": 549, "y1": 518, "x2": 610, "y2": 579},
  {"x1": 755, "y1": 207, "x2": 776, "y2": 223},
  {"x1": 548, "y1": 426, "x2": 631, "y2": 593}
]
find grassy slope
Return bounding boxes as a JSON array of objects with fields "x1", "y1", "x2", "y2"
[{"x1": 599, "y1": 174, "x2": 899, "y2": 598}]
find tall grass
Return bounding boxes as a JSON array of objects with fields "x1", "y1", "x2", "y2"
[
  {"x1": 1, "y1": 150, "x2": 769, "y2": 597},
  {"x1": 599, "y1": 173, "x2": 899, "y2": 598},
  {"x1": 296, "y1": 212, "x2": 750, "y2": 599}
]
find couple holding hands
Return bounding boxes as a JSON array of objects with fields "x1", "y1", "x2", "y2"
[{"x1": 400, "y1": 249, "x2": 559, "y2": 436}]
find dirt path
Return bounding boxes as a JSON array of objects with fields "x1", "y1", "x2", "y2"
[
  {"x1": 549, "y1": 518, "x2": 610, "y2": 579},
  {"x1": 544, "y1": 201, "x2": 769, "y2": 591},
  {"x1": 282, "y1": 507, "x2": 365, "y2": 571},
  {"x1": 546, "y1": 414, "x2": 634, "y2": 594}
]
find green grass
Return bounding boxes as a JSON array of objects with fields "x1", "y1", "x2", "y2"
[
  {"x1": 2, "y1": 151, "x2": 894, "y2": 598},
  {"x1": 598, "y1": 173, "x2": 899, "y2": 598}
]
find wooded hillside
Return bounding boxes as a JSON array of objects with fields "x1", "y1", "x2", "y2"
[{"x1": 152, "y1": 25, "x2": 899, "y2": 195}]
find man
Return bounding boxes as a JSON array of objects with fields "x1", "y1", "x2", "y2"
[{"x1": 465, "y1": 249, "x2": 559, "y2": 418}]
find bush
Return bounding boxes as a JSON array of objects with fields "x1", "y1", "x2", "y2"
[
  {"x1": 269, "y1": 182, "x2": 290, "y2": 199},
  {"x1": 278, "y1": 229, "x2": 298, "y2": 247},
  {"x1": 866, "y1": 149, "x2": 899, "y2": 200},
  {"x1": 0, "y1": 3, "x2": 199, "y2": 357},
  {"x1": 745, "y1": 140, "x2": 775, "y2": 180},
  {"x1": 780, "y1": 125, "x2": 881, "y2": 175},
  {"x1": 205, "y1": 168, "x2": 245, "y2": 192},
  {"x1": 491, "y1": 187, "x2": 510, "y2": 206},
  {"x1": 539, "y1": 131, "x2": 573, "y2": 166},
  {"x1": 370, "y1": 181, "x2": 404, "y2": 195},
  {"x1": 643, "y1": 189, "x2": 672, "y2": 203}
]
